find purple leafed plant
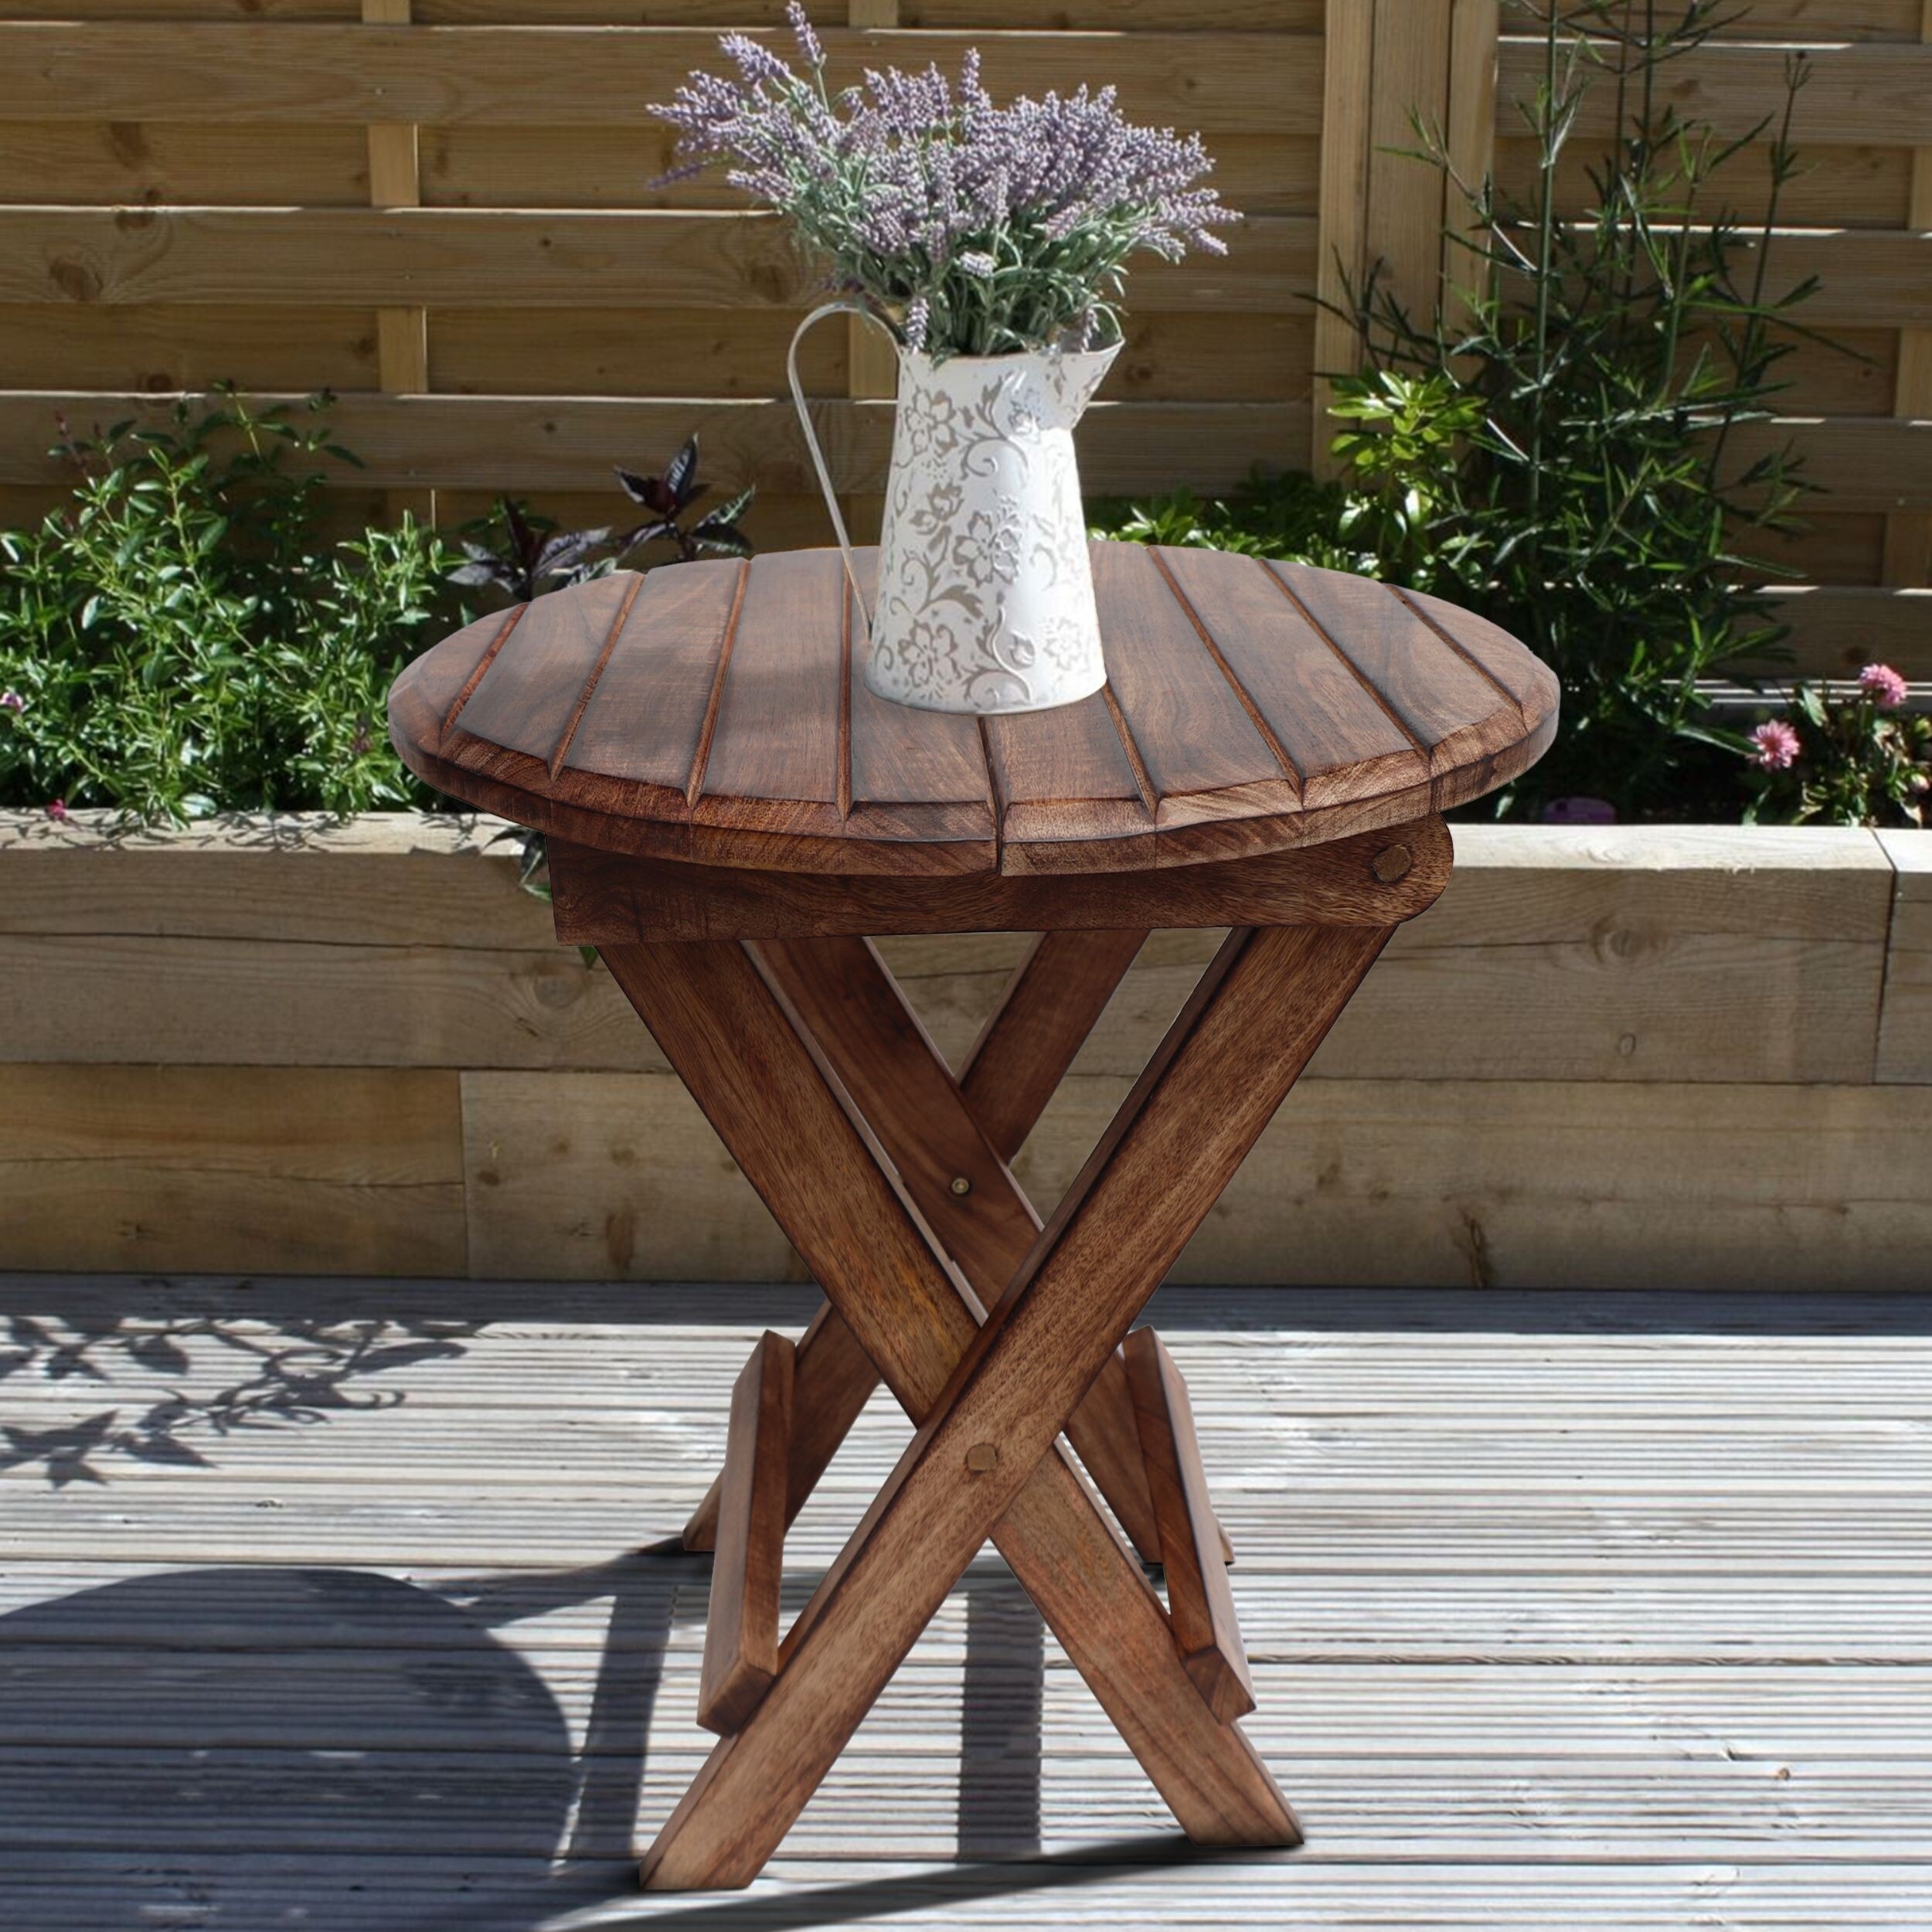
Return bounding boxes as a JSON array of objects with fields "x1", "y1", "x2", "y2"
[{"x1": 651, "y1": 2, "x2": 1238, "y2": 359}]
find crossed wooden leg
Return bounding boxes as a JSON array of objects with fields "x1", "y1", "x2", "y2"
[
  {"x1": 599, "y1": 846, "x2": 1441, "y2": 1887},
  {"x1": 680, "y1": 926, "x2": 1168, "y2": 1561}
]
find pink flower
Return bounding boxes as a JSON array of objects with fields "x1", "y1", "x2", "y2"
[
  {"x1": 1750, "y1": 719, "x2": 1801, "y2": 771},
  {"x1": 45, "y1": 798, "x2": 69, "y2": 822},
  {"x1": 1859, "y1": 662, "x2": 1909, "y2": 709},
  {"x1": 0, "y1": 689, "x2": 23, "y2": 714}
]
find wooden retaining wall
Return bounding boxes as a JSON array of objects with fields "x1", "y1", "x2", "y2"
[
  {"x1": 2, "y1": 811, "x2": 1926, "y2": 1288},
  {"x1": 1, "y1": 0, "x2": 1927, "y2": 675}
]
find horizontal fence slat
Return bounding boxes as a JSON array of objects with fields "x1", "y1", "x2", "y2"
[
  {"x1": 0, "y1": 392, "x2": 1307, "y2": 493},
  {"x1": 0, "y1": 206, "x2": 1311, "y2": 311},
  {"x1": 1498, "y1": 36, "x2": 1932, "y2": 146},
  {"x1": 1726, "y1": 230, "x2": 1932, "y2": 328},
  {"x1": 4, "y1": 215, "x2": 1916, "y2": 332},
  {"x1": 0, "y1": 120, "x2": 369, "y2": 206},
  {"x1": 1753, "y1": 586, "x2": 1932, "y2": 676},
  {"x1": 2, "y1": 23, "x2": 1323, "y2": 131},
  {"x1": 1492, "y1": 138, "x2": 1917, "y2": 232},
  {"x1": 3, "y1": 392, "x2": 1912, "y2": 503},
  {"x1": 1723, "y1": 413, "x2": 1932, "y2": 511}
]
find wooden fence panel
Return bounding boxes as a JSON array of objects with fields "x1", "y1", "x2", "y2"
[{"x1": 0, "y1": 0, "x2": 1925, "y2": 628}]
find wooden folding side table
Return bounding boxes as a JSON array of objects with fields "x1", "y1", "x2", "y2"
[{"x1": 389, "y1": 540, "x2": 1555, "y2": 1890}]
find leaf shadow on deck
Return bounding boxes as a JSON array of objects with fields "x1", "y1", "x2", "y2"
[
  {"x1": 0, "y1": 1276, "x2": 1270, "y2": 1926},
  {"x1": 0, "y1": 1300, "x2": 480, "y2": 1488}
]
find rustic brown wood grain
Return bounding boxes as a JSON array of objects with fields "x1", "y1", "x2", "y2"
[
  {"x1": 635, "y1": 921, "x2": 1387, "y2": 1886},
  {"x1": 750, "y1": 936, "x2": 1165, "y2": 1564},
  {"x1": 600, "y1": 937, "x2": 1303, "y2": 1882},
  {"x1": 1125, "y1": 1325, "x2": 1256, "y2": 1723},
  {"x1": 544, "y1": 818, "x2": 1452, "y2": 942},
  {"x1": 696, "y1": 1328, "x2": 794, "y2": 1737},
  {"x1": 392, "y1": 546, "x2": 1552, "y2": 875},
  {"x1": 957, "y1": 929, "x2": 1151, "y2": 1160}
]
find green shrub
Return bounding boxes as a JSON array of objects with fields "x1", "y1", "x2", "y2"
[
  {"x1": 1090, "y1": 468, "x2": 1359, "y2": 566},
  {"x1": 0, "y1": 396, "x2": 462, "y2": 821},
  {"x1": 1744, "y1": 666, "x2": 1930, "y2": 828},
  {"x1": 1100, "y1": 2, "x2": 1843, "y2": 825},
  {"x1": 1328, "y1": 0, "x2": 1822, "y2": 820}
]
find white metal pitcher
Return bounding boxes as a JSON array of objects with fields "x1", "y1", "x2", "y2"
[{"x1": 789, "y1": 303, "x2": 1120, "y2": 715}]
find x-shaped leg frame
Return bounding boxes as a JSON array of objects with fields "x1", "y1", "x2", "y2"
[{"x1": 594, "y1": 820, "x2": 1449, "y2": 1889}]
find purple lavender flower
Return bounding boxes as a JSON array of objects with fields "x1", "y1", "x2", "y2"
[
  {"x1": 785, "y1": 0, "x2": 823, "y2": 72},
  {"x1": 649, "y1": 30, "x2": 1240, "y2": 359},
  {"x1": 903, "y1": 294, "x2": 930, "y2": 352}
]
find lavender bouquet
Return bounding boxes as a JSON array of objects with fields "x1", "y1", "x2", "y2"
[{"x1": 652, "y1": 2, "x2": 1238, "y2": 361}]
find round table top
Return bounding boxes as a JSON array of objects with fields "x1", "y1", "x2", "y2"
[{"x1": 389, "y1": 543, "x2": 1556, "y2": 877}]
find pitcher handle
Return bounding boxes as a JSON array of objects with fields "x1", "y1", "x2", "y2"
[{"x1": 787, "y1": 299, "x2": 895, "y2": 636}]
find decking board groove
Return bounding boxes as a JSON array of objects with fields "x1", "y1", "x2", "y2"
[{"x1": 2, "y1": 1275, "x2": 1927, "y2": 1926}]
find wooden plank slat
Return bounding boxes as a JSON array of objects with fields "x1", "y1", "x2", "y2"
[
  {"x1": 0, "y1": 206, "x2": 1311, "y2": 312},
  {"x1": 450, "y1": 1066, "x2": 1932, "y2": 1290},
  {"x1": 1366, "y1": 0, "x2": 1452, "y2": 331},
  {"x1": 0, "y1": 394, "x2": 1308, "y2": 496},
  {"x1": 695, "y1": 549, "x2": 845, "y2": 836},
  {"x1": 1764, "y1": 587, "x2": 1932, "y2": 677},
  {"x1": 0, "y1": 1859, "x2": 1927, "y2": 1930},
  {"x1": 0, "y1": 120, "x2": 366, "y2": 206},
  {"x1": 1442, "y1": 0, "x2": 1501, "y2": 342},
  {"x1": 696, "y1": 1328, "x2": 793, "y2": 1736},
  {"x1": 845, "y1": 561, "x2": 995, "y2": 851},
  {"x1": 559, "y1": 558, "x2": 744, "y2": 805},
  {"x1": 1398, "y1": 587, "x2": 1560, "y2": 727},
  {"x1": 1270, "y1": 562, "x2": 1524, "y2": 782},
  {"x1": 0, "y1": 1065, "x2": 466, "y2": 1275},
  {"x1": 1091, "y1": 541, "x2": 1300, "y2": 823},
  {"x1": 1498, "y1": 36, "x2": 1932, "y2": 147},
  {"x1": 1155, "y1": 548, "x2": 1429, "y2": 812},
  {"x1": 981, "y1": 693, "x2": 1154, "y2": 851},
  {"x1": 0, "y1": 24, "x2": 1325, "y2": 131},
  {"x1": 1124, "y1": 1327, "x2": 1254, "y2": 1724},
  {"x1": 1311, "y1": 0, "x2": 1374, "y2": 475},
  {"x1": 420, "y1": 124, "x2": 1316, "y2": 218},
  {"x1": 443, "y1": 570, "x2": 641, "y2": 770},
  {"x1": 1494, "y1": 135, "x2": 1918, "y2": 234},
  {"x1": 363, "y1": 0, "x2": 427, "y2": 434},
  {"x1": 1881, "y1": 0, "x2": 1932, "y2": 585},
  {"x1": 1719, "y1": 415, "x2": 1932, "y2": 514},
  {"x1": 0, "y1": 303, "x2": 381, "y2": 393},
  {"x1": 1015, "y1": 1073, "x2": 1932, "y2": 1293}
]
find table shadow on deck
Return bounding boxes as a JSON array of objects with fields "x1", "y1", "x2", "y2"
[{"x1": 2, "y1": 1274, "x2": 1930, "y2": 1930}]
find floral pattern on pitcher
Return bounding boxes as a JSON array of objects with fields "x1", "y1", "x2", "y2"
[{"x1": 864, "y1": 338, "x2": 1120, "y2": 715}]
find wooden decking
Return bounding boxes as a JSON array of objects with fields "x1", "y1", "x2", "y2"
[{"x1": 2, "y1": 1274, "x2": 1928, "y2": 1928}]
